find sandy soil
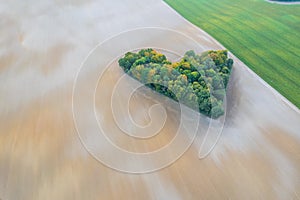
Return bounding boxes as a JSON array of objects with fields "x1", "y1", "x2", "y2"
[{"x1": 0, "y1": 0, "x2": 300, "y2": 199}]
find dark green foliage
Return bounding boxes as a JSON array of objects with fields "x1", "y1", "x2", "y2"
[{"x1": 118, "y1": 48, "x2": 233, "y2": 119}]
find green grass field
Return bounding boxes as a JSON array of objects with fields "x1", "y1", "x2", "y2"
[{"x1": 165, "y1": 0, "x2": 300, "y2": 108}]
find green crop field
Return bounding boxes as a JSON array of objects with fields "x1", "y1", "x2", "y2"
[{"x1": 164, "y1": 0, "x2": 300, "y2": 108}]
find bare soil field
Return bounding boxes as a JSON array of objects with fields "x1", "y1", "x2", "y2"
[{"x1": 0, "y1": 0, "x2": 299, "y2": 199}]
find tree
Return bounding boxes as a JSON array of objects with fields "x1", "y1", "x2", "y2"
[
  {"x1": 141, "y1": 68, "x2": 150, "y2": 83},
  {"x1": 211, "y1": 105, "x2": 224, "y2": 118},
  {"x1": 226, "y1": 58, "x2": 234, "y2": 69},
  {"x1": 133, "y1": 57, "x2": 148, "y2": 67},
  {"x1": 191, "y1": 71, "x2": 200, "y2": 82},
  {"x1": 185, "y1": 50, "x2": 196, "y2": 57},
  {"x1": 118, "y1": 48, "x2": 233, "y2": 119},
  {"x1": 118, "y1": 58, "x2": 131, "y2": 72},
  {"x1": 213, "y1": 89, "x2": 225, "y2": 100},
  {"x1": 205, "y1": 68, "x2": 216, "y2": 77},
  {"x1": 212, "y1": 75, "x2": 223, "y2": 89}
]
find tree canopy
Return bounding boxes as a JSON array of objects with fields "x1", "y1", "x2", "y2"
[{"x1": 118, "y1": 48, "x2": 233, "y2": 119}]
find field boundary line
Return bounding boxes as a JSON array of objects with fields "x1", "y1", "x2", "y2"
[{"x1": 162, "y1": 0, "x2": 300, "y2": 114}]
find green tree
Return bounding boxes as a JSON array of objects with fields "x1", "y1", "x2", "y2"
[{"x1": 118, "y1": 48, "x2": 233, "y2": 119}]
